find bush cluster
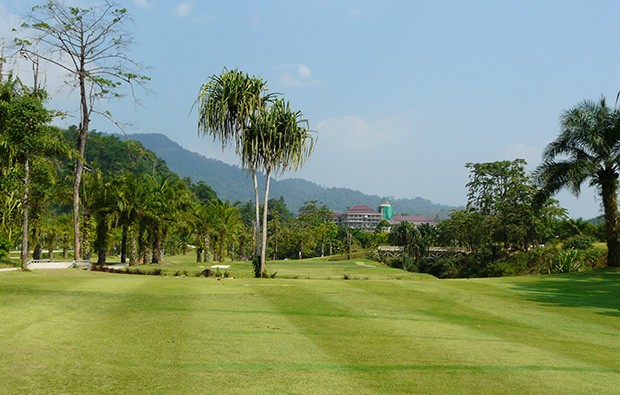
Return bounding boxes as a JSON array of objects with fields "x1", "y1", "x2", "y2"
[{"x1": 375, "y1": 243, "x2": 605, "y2": 278}]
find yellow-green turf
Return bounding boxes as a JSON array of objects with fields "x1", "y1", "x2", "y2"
[{"x1": 1, "y1": 257, "x2": 619, "y2": 394}]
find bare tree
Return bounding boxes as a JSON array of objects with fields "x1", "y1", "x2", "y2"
[{"x1": 15, "y1": 1, "x2": 149, "y2": 260}]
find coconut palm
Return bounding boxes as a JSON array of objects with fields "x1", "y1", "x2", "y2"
[{"x1": 535, "y1": 97, "x2": 620, "y2": 266}]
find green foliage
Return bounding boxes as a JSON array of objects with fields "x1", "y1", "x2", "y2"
[
  {"x1": 0, "y1": 235, "x2": 10, "y2": 257},
  {"x1": 438, "y1": 160, "x2": 565, "y2": 260},
  {"x1": 535, "y1": 97, "x2": 620, "y2": 266},
  {"x1": 563, "y1": 234, "x2": 596, "y2": 250},
  {"x1": 375, "y1": 218, "x2": 390, "y2": 233},
  {"x1": 388, "y1": 221, "x2": 428, "y2": 263},
  {"x1": 131, "y1": 133, "x2": 457, "y2": 217},
  {"x1": 60, "y1": 128, "x2": 175, "y2": 180},
  {"x1": 183, "y1": 177, "x2": 218, "y2": 205},
  {"x1": 252, "y1": 256, "x2": 261, "y2": 278}
]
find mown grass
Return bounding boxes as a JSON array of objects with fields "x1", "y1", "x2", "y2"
[{"x1": 1, "y1": 257, "x2": 619, "y2": 394}]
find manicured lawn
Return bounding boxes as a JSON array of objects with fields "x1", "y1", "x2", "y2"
[{"x1": 1, "y1": 258, "x2": 619, "y2": 394}]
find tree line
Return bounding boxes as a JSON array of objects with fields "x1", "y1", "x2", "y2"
[{"x1": 3, "y1": 0, "x2": 620, "y2": 279}]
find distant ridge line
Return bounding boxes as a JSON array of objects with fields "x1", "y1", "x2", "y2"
[{"x1": 127, "y1": 133, "x2": 457, "y2": 219}]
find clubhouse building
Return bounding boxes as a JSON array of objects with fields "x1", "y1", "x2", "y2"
[{"x1": 332, "y1": 202, "x2": 437, "y2": 230}]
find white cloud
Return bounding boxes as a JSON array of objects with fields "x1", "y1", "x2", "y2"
[
  {"x1": 176, "y1": 3, "x2": 193, "y2": 17},
  {"x1": 133, "y1": 0, "x2": 153, "y2": 9},
  {"x1": 348, "y1": 8, "x2": 364, "y2": 18},
  {"x1": 277, "y1": 63, "x2": 324, "y2": 87},
  {"x1": 316, "y1": 114, "x2": 409, "y2": 154}
]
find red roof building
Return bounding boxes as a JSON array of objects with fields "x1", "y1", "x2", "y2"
[
  {"x1": 332, "y1": 202, "x2": 438, "y2": 230},
  {"x1": 388, "y1": 215, "x2": 437, "y2": 227}
]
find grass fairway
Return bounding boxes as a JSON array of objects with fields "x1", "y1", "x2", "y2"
[{"x1": 1, "y1": 258, "x2": 620, "y2": 394}]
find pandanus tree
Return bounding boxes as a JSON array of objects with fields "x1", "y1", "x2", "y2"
[
  {"x1": 535, "y1": 97, "x2": 620, "y2": 266},
  {"x1": 196, "y1": 69, "x2": 315, "y2": 274},
  {"x1": 245, "y1": 99, "x2": 316, "y2": 273},
  {"x1": 195, "y1": 69, "x2": 272, "y2": 260}
]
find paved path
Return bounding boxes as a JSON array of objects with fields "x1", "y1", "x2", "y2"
[
  {"x1": 1, "y1": 262, "x2": 130, "y2": 272},
  {"x1": 1, "y1": 261, "x2": 76, "y2": 271}
]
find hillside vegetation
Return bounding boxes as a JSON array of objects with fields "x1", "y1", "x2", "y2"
[{"x1": 128, "y1": 133, "x2": 456, "y2": 218}]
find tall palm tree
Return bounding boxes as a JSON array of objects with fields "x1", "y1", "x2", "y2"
[
  {"x1": 195, "y1": 68, "x2": 273, "y2": 259},
  {"x1": 247, "y1": 99, "x2": 316, "y2": 272},
  {"x1": 535, "y1": 97, "x2": 620, "y2": 266}
]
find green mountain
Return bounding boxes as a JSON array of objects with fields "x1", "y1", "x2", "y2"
[{"x1": 127, "y1": 133, "x2": 457, "y2": 219}]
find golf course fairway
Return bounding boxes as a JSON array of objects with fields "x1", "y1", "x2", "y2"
[{"x1": 1, "y1": 259, "x2": 619, "y2": 394}]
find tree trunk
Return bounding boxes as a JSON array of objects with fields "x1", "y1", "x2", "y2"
[
  {"x1": 196, "y1": 234, "x2": 202, "y2": 263},
  {"x1": 219, "y1": 231, "x2": 225, "y2": 262},
  {"x1": 73, "y1": 126, "x2": 87, "y2": 261},
  {"x1": 95, "y1": 213, "x2": 107, "y2": 266},
  {"x1": 260, "y1": 169, "x2": 272, "y2": 273},
  {"x1": 273, "y1": 220, "x2": 278, "y2": 261},
  {"x1": 152, "y1": 226, "x2": 161, "y2": 264},
  {"x1": 33, "y1": 240, "x2": 42, "y2": 260},
  {"x1": 252, "y1": 169, "x2": 261, "y2": 258},
  {"x1": 21, "y1": 156, "x2": 30, "y2": 269},
  {"x1": 48, "y1": 240, "x2": 54, "y2": 261},
  {"x1": 138, "y1": 225, "x2": 146, "y2": 264},
  {"x1": 601, "y1": 176, "x2": 620, "y2": 266},
  {"x1": 204, "y1": 234, "x2": 210, "y2": 263},
  {"x1": 128, "y1": 223, "x2": 138, "y2": 265},
  {"x1": 81, "y1": 211, "x2": 91, "y2": 260},
  {"x1": 73, "y1": 62, "x2": 90, "y2": 261},
  {"x1": 120, "y1": 223, "x2": 127, "y2": 263}
]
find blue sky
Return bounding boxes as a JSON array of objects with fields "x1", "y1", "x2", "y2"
[{"x1": 2, "y1": 0, "x2": 620, "y2": 219}]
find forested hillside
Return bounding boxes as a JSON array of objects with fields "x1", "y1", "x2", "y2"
[{"x1": 127, "y1": 133, "x2": 456, "y2": 218}]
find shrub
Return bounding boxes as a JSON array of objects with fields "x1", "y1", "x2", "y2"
[
  {"x1": 563, "y1": 235, "x2": 596, "y2": 250},
  {"x1": 252, "y1": 256, "x2": 261, "y2": 278},
  {"x1": 546, "y1": 249, "x2": 583, "y2": 274},
  {"x1": 197, "y1": 269, "x2": 215, "y2": 277},
  {"x1": 0, "y1": 236, "x2": 10, "y2": 258}
]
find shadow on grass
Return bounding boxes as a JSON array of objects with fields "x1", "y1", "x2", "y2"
[{"x1": 508, "y1": 268, "x2": 620, "y2": 317}]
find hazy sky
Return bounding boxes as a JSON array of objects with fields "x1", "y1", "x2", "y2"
[{"x1": 2, "y1": 0, "x2": 620, "y2": 219}]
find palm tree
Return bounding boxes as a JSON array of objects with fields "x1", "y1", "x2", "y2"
[
  {"x1": 195, "y1": 68, "x2": 273, "y2": 260},
  {"x1": 535, "y1": 97, "x2": 620, "y2": 266},
  {"x1": 248, "y1": 99, "x2": 316, "y2": 272},
  {"x1": 210, "y1": 199, "x2": 242, "y2": 262},
  {"x1": 110, "y1": 172, "x2": 142, "y2": 263},
  {"x1": 55, "y1": 214, "x2": 73, "y2": 259},
  {"x1": 192, "y1": 203, "x2": 214, "y2": 263},
  {"x1": 0, "y1": 79, "x2": 70, "y2": 268}
]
